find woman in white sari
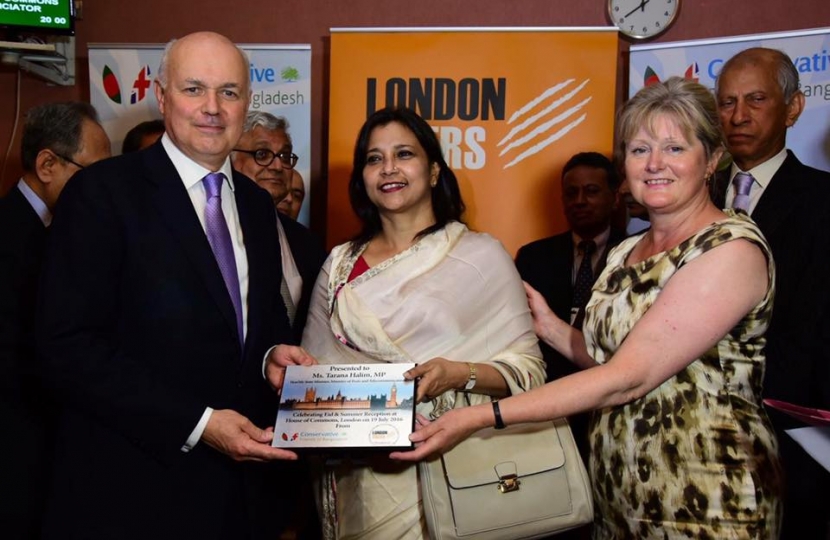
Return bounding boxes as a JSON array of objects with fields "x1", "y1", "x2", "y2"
[{"x1": 301, "y1": 107, "x2": 545, "y2": 540}]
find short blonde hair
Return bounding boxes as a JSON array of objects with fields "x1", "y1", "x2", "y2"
[{"x1": 616, "y1": 77, "x2": 723, "y2": 164}]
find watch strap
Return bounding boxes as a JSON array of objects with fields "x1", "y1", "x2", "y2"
[{"x1": 492, "y1": 400, "x2": 506, "y2": 430}]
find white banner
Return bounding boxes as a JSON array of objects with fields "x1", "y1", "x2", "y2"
[
  {"x1": 630, "y1": 28, "x2": 830, "y2": 172},
  {"x1": 88, "y1": 44, "x2": 313, "y2": 225}
]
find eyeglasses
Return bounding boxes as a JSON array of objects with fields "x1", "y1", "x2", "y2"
[
  {"x1": 233, "y1": 148, "x2": 298, "y2": 169},
  {"x1": 55, "y1": 152, "x2": 85, "y2": 169}
]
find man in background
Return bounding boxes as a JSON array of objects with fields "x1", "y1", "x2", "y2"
[
  {"x1": 515, "y1": 152, "x2": 624, "y2": 539},
  {"x1": 232, "y1": 112, "x2": 326, "y2": 341},
  {"x1": 277, "y1": 169, "x2": 306, "y2": 221},
  {"x1": 35, "y1": 32, "x2": 306, "y2": 540},
  {"x1": 712, "y1": 47, "x2": 830, "y2": 539},
  {"x1": 121, "y1": 118, "x2": 165, "y2": 153},
  {"x1": 0, "y1": 102, "x2": 110, "y2": 538},
  {"x1": 515, "y1": 153, "x2": 624, "y2": 426},
  {"x1": 619, "y1": 177, "x2": 649, "y2": 234}
]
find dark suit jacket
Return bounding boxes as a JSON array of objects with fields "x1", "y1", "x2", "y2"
[
  {"x1": 35, "y1": 142, "x2": 296, "y2": 540},
  {"x1": 711, "y1": 151, "x2": 830, "y2": 538},
  {"x1": 515, "y1": 228, "x2": 626, "y2": 383},
  {"x1": 278, "y1": 213, "x2": 327, "y2": 342},
  {"x1": 514, "y1": 228, "x2": 626, "y2": 466},
  {"x1": 0, "y1": 186, "x2": 53, "y2": 538}
]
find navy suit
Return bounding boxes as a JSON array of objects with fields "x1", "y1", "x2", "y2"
[
  {"x1": 0, "y1": 186, "x2": 53, "y2": 538},
  {"x1": 278, "y1": 213, "x2": 327, "y2": 341},
  {"x1": 711, "y1": 151, "x2": 830, "y2": 539},
  {"x1": 515, "y1": 229, "x2": 626, "y2": 382},
  {"x1": 515, "y1": 228, "x2": 625, "y2": 540},
  {"x1": 514, "y1": 229, "x2": 625, "y2": 450},
  {"x1": 36, "y1": 142, "x2": 295, "y2": 540}
]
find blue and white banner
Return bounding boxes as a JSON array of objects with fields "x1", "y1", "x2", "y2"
[
  {"x1": 88, "y1": 44, "x2": 313, "y2": 225},
  {"x1": 630, "y1": 28, "x2": 830, "y2": 172}
]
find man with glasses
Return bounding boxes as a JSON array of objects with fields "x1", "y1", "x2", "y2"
[
  {"x1": 233, "y1": 111, "x2": 326, "y2": 341},
  {"x1": 0, "y1": 101, "x2": 110, "y2": 538}
]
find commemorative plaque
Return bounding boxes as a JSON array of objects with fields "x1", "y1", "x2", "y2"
[{"x1": 272, "y1": 363, "x2": 417, "y2": 450}]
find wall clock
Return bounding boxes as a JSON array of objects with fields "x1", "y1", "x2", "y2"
[{"x1": 608, "y1": 0, "x2": 681, "y2": 40}]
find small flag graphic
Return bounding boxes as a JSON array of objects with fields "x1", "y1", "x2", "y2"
[
  {"x1": 684, "y1": 62, "x2": 699, "y2": 82},
  {"x1": 130, "y1": 65, "x2": 152, "y2": 104},
  {"x1": 102, "y1": 65, "x2": 121, "y2": 104},
  {"x1": 644, "y1": 66, "x2": 661, "y2": 87}
]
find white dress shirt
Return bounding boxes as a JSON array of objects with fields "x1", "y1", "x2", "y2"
[
  {"x1": 17, "y1": 179, "x2": 51, "y2": 227},
  {"x1": 571, "y1": 226, "x2": 612, "y2": 285},
  {"x1": 160, "y1": 135, "x2": 250, "y2": 452},
  {"x1": 276, "y1": 217, "x2": 302, "y2": 308}
]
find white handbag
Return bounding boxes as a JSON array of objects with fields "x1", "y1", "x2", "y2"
[{"x1": 418, "y1": 418, "x2": 593, "y2": 540}]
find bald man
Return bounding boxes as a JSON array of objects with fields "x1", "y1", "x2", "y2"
[{"x1": 36, "y1": 32, "x2": 307, "y2": 540}]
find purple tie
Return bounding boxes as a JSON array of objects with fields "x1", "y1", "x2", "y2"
[
  {"x1": 732, "y1": 172, "x2": 754, "y2": 212},
  {"x1": 203, "y1": 172, "x2": 244, "y2": 344}
]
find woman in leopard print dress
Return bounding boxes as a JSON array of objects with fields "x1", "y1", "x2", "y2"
[{"x1": 393, "y1": 77, "x2": 782, "y2": 539}]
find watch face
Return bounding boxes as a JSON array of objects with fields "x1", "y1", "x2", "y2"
[{"x1": 608, "y1": 0, "x2": 680, "y2": 40}]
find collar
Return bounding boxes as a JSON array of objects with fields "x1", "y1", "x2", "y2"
[
  {"x1": 161, "y1": 133, "x2": 235, "y2": 192},
  {"x1": 17, "y1": 178, "x2": 52, "y2": 226},
  {"x1": 729, "y1": 147, "x2": 787, "y2": 190},
  {"x1": 572, "y1": 226, "x2": 611, "y2": 253}
]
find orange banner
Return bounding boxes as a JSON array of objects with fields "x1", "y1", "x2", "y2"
[{"x1": 328, "y1": 28, "x2": 618, "y2": 255}]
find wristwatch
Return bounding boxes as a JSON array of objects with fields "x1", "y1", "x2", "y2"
[{"x1": 464, "y1": 362, "x2": 477, "y2": 391}]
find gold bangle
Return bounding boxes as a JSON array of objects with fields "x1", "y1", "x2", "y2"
[{"x1": 463, "y1": 362, "x2": 477, "y2": 391}]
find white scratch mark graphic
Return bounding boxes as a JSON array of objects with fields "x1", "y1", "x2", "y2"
[
  {"x1": 503, "y1": 114, "x2": 587, "y2": 170},
  {"x1": 499, "y1": 96, "x2": 592, "y2": 157},
  {"x1": 498, "y1": 79, "x2": 590, "y2": 147},
  {"x1": 506, "y1": 79, "x2": 575, "y2": 125}
]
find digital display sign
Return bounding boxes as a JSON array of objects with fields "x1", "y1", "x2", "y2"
[{"x1": 0, "y1": 0, "x2": 74, "y2": 34}]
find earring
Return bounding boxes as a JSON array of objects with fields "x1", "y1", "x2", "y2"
[{"x1": 430, "y1": 178, "x2": 437, "y2": 188}]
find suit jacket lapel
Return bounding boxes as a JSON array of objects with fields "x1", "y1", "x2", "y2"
[
  {"x1": 235, "y1": 172, "x2": 268, "y2": 358},
  {"x1": 548, "y1": 235, "x2": 575, "y2": 321},
  {"x1": 710, "y1": 170, "x2": 729, "y2": 209},
  {"x1": 141, "y1": 143, "x2": 242, "y2": 346},
  {"x1": 752, "y1": 151, "x2": 802, "y2": 237}
]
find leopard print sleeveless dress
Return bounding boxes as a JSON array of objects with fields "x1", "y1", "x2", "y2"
[{"x1": 583, "y1": 211, "x2": 783, "y2": 539}]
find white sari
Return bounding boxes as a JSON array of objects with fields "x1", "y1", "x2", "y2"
[{"x1": 302, "y1": 221, "x2": 545, "y2": 540}]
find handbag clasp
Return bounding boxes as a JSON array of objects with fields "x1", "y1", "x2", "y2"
[{"x1": 495, "y1": 462, "x2": 521, "y2": 493}]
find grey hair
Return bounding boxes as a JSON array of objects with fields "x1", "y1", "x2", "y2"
[
  {"x1": 21, "y1": 102, "x2": 100, "y2": 172},
  {"x1": 156, "y1": 38, "x2": 176, "y2": 89},
  {"x1": 156, "y1": 37, "x2": 250, "y2": 90},
  {"x1": 716, "y1": 47, "x2": 801, "y2": 103},
  {"x1": 243, "y1": 111, "x2": 293, "y2": 146}
]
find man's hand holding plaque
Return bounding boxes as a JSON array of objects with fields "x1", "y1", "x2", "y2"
[{"x1": 265, "y1": 344, "x2": 318, "y2": 392}]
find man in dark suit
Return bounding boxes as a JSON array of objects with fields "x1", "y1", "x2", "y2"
[
  {"x1": 516, "y1": 152, "x2": 625, "y2": 380},
  {"x1": 0, "y1": 102, "x2": 110, "y2": 539},
  {"x1": 232, "y1": 112, "x2": 326, "y2": 341},
  {"x1": 712, "y1": 47, "x2": 830, "y2": 539},
  {"x1": 515, "y1": 152, "x2": 624, "y2": 539},
  {"x1": 35, "y1": 32, "x2": 309, "y2": 540}
]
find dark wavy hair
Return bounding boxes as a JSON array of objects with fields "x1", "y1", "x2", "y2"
[
  {"x1": 21, "y1": 102, "x2": 99, "y2": 172},
  {"x1": 348, "y1": 107, "x2": 465, "y2": 253}
]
